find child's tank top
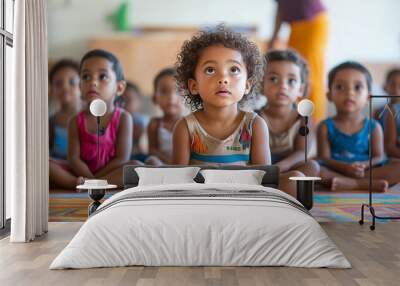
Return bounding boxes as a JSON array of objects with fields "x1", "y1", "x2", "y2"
[
  {"x1": 156, "y1": 118, "x2": 173, "y2": 162},
  {"x1": 184, "y1": 111, "x2": 257, "y2": 166},
  {"x1": 263, "y1": 116, "x2": 302, "y2": 164},
  {"x1": 325, "y1": 117, "x2": 376, "y2": 163},
  {"x1": 49, "y1": 115, "x2": 68, "y2": 160},
  {"x1": 77, "y1": 107, "x2": 121, "y2": 173},
  {"x1": 378, "y1": 103, "x2": 400, "y2": 146}
]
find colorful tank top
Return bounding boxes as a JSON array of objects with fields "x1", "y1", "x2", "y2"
[
  {"x1": 325, "y1": 117, "x2": 376, "y2": 163},
  {"x1": 185, "y1": 111, "x2": 257, "y2": 166},
  {"x1": 77, "y1": 107, "x2": 122, "y2": 173}
]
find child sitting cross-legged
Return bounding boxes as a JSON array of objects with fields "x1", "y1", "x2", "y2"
[
  {"x1": 67, "y1": 49, "x2": 141, "y2": 189},
  {"x1": 259, "y1": 49, "x2": 319, "y2": 177},
  {"x1": 317, "y1": 61, "x2": 400, "y2": 192}
]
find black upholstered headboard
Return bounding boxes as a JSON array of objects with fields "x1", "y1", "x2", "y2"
[{"x1": 123, "y1": 165, "x2": 280, "y2": 189}]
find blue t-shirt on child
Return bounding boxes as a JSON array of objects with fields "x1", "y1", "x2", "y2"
[
  {"x1": 324, "y1": 117, "x2": 376, "y2": 163},
  {"x1": 49, "y1": 115, "x2": 68, "y2": 160}
]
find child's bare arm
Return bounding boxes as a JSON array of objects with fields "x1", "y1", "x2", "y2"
[
  {"x1": 373, "y1": 108, "x2": 382, "y2": 122},
  {"x1": 95, "y1": 111, "x2": 133, "y2": 177},
  {"x1": 68, "y1": 116, "x2": 94, "y2": 178},
  {"x1": 364, "y1": 122, "x2": 386, "y2": 167},
  {"x1": 133, "y1": 121, "x2": 145, "y2": 153},
  {"x1": 250, "y1": 116, "x2": 271, "y2": 165},
  {"x1": 384, "y1": 113, "x2": 400, "y2": 158},
  {"x1": 147, "y1": 118, "x2": 171, "y2": 164},
  {"x1": 172, "y1": 119, "x2": 191, "y2": 165},
  {"x1": 277, "y1": 120, "x2": 316, "y2": 172}
]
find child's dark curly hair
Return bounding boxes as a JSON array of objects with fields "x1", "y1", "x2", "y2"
[{"x1": 175, "y1": 24, "x2": 264, "y2": 111}]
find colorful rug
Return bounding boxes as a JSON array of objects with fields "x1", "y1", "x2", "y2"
[
  {"x1": 311, "y1": 190, "x2": 400, "y2": 222},
  {"x1": 49, "y1": 186, "x2": 400, "y2": 222},
  {"x1": 49, "y1": 191, "x2": 118, "y2": 222}
]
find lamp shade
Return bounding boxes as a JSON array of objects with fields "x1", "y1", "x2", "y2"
[
  {"x1": 89, "y1": 99, "x2": 107, "y2": 117},
  {"x1": 297, "y1": 99, "x2": 314, "y2": 117}
]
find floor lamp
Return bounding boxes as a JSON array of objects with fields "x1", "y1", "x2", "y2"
[
  {"x1": 77, "y1": 99, "x2": 117, "y2": 215},
  {"x1": 290, "y1": 99, "x2": 321, "y2": 210},
  {"x1": 359, "y1": 95, "x2": 400, "y2": 230}
]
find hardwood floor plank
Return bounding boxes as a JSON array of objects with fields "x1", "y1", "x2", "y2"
[{"x1": 1, "y1": 222, "x2": 399, "y2": 286}]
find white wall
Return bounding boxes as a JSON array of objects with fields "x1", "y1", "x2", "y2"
[
  {"x1": 324, "y1": 0, "x2": 400, "y2": 66},
  {"x1": 48, "y1": 0, "x2": 400, "y2": 67}
]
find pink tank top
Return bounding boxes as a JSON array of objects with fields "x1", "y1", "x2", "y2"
[{"x1": 77, "y1": 107, "x2": 121, "y2": 173}]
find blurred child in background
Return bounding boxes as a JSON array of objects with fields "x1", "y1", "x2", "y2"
[
  {"x1": 259, "y1": 49, "x2": 319, "y2": 177},
  {"x1": 374, "y1": 68, "x2": 400, "y2": 131},
  {"x1": 146, "y1": 68, "x2": 184, "y2": 165},
  {"x1": 317, "y1": 62, "x2": 400, "y2": 192},
  {"x1": 115, "y1": 81, "x2": 149, "y2": 161},
  {"x1": 382, "y1": 69, "x2": 400, "y2": 158},
  {"x1": 49, "y1": 59, "x2": 81, "y2": 188}
]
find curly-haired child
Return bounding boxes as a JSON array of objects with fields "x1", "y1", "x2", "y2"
[{"x1": 173, "y1": 25, "x2": 303, "y2": 197}]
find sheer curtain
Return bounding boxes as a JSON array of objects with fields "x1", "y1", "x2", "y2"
[{"x1": 8, "y1": 0, "x2": 49, "y2": 242}]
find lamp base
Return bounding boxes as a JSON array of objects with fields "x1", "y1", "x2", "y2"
[
  {"x1": 289, "y1": 177, "x2": 321, "y2": 210},
  {"x1": 296, "y1": 180, "x2": 314, "y2": 210},
  {"x1": 88, "y1": 189, "x2": 106, "y2": 216}
]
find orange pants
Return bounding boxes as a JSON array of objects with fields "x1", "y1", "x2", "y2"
[{"x1": 289, "y1": 12, "x2": 329, "y2": 122}]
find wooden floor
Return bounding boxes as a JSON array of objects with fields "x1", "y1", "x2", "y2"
[{"x1": 0, "y1": 222, "x2": 399, "y2": 286}]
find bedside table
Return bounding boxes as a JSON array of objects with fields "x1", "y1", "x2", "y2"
[
  {"x1": 77, "y1": 183, "x2": 117, "y2": 216},
  {"x1": 289, "y1": 177, "x2": 321, "y2": 210}
]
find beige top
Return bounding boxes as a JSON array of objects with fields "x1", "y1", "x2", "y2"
[
  {"x1": 184, "y1": 111, "x2": 257, "y2": 166},
  {"x1": 264, "y1": 116, "x2": 302, "y2": 164}
]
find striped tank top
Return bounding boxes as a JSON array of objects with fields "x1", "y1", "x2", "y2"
[{"x1": 185, "y1": 111, "x2": 257, "y2": 166}]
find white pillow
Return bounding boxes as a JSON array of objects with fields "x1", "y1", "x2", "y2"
[
  {"x1": 200, "y1": 169, "x2": 266, "y2": 185},
  {"x1": 135, "y1": 167, "x2": 201, "y2": 186}
]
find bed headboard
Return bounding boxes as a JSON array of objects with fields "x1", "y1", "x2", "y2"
[{"x1": 123, "y1": 165, "x2": 280, "y2": 189}]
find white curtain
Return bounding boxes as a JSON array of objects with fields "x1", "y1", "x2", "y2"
[{"x1": 8, "y1": 0, "x2": 49, "y2": 242}]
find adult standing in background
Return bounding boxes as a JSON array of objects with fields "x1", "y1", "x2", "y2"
[{"x1": 269, "y1": 0, "x2": 329, "y2": 121}]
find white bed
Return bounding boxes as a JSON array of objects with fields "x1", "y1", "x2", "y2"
[{"x1": 50, "y1": 182, "x2": 351, "y2": 269}]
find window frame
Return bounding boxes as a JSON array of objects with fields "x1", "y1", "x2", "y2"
[{"x1": 1, "y1": 0, "x2": 14, "y2": 231}]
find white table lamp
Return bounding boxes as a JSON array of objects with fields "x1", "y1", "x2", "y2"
[
  {"x1": 78, "y1": 99, "x2": 117, "y2": 216},
  {"x1": 297, "y1": 99, "x2": 314, "y2": 163},
  {"x1": 89, "y1": 99, "x2": 107, "y2": 162}
]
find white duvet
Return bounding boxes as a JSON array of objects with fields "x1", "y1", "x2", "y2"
[{"x1": 50, "y1": 183, "x2": 351, "y2": 269}]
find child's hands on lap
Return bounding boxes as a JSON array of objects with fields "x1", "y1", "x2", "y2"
[{"x1": 344, "y1": 162, "x2": 367, "y2": 178}]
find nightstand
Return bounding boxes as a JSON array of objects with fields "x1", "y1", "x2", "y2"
[
  {"x1": 289, "y1": 177, "x2": 321, "y2": 210},
  {"x1": 77, "y1": 181, "x2": 117, "y2": 216}
]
